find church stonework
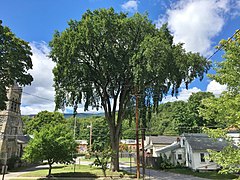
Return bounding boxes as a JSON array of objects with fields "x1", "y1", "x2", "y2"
[{"x1": 0, "y1": 83, "x2": 24, "y2": 164}]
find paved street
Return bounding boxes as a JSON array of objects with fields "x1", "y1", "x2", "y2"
[{"x1": 120, "y1": 162, "x2": 208, "y2": 180}]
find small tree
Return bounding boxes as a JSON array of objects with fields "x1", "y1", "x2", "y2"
[
  {"x1": 23, "y1": 124, "x2": 77, "y2": 178},
  {"x1": 91, "y1": 149, "x2": 113, "y2": 177}
]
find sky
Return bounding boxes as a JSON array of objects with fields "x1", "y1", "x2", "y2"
[{"x1": 1, "y1": 0, "x2": 239, "y2": 115}]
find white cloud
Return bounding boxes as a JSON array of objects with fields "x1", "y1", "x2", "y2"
[
  {"x1": 21, "y1": 42, "x2": 55, "y2": 115},
  {"x1": 121, "y1": 0, "x2": 138, "y2": 12},
  {"x1": 206, "y1": 80, "x2": 227, "y2": 95},
  {"x1": 20, "y1": 42, "x2": 104, "y2": 115},
  {"x1": 229, "y1": 0, "x2": 240, "y2": 17},
  {"x1": 162, "y1": 87, "x2": 201, "y2": 103},
  {"x1": 157, "y1": 0, "x2": 232, "y2": 56}
]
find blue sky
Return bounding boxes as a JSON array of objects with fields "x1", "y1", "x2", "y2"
[{"x1": 1, "y1": 0, "x2": 239, "y2": 115}]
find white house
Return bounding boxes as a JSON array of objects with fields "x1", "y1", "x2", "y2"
[
  {"x1": 227, "y1": 130, "x2": 240, "y2": 146},
  {"x1": 155, "y1": 141, "x2": 185, "y2": 166},
  {"x1": 144, "y1": 135, "x2": 177, "y2": 157},
  {"x1": 155, "y1": 133, "x2": 229, "y2": 171}
]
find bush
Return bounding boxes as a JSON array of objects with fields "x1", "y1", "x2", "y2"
[
  {"x1": 7, "y1": 156, "x2": 21, "y2": 170},
  {"x1": 156, "y1": 154, "x2": 174, "y2": 169}
]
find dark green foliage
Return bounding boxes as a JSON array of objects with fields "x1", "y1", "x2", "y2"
[
  {"x1": 0, "y1": 20, "x2": 33, "y2": 110},
  {"x1": 126, "y1": 92, "x2": 216, "y2": 136},
  {"x1": 7, "y1": 156, "x2": 21, "y2": 170},
  {"x1": 156, "y1": 154, "x2": 173, "y2": 169},
  {"x1": 49, "y1": 8, "x2": 210, "y2": 171},
  {"x1": 188, "y1": 92, "x2": 215, "y2": 127}
]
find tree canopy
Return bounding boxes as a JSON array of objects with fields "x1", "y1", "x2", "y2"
[
  {"x1": 23, "y1": 111, "x2": 66, "y2": 134},
  {"x1": 199, "y1": 30, "x2": 240, "y2": 174},
  {"x1": 49, "y1": 8, "x2": 210, "y2": 171},
  {"x1": 121, "y1": 92, "x2": 215, "y2": 137},
  {"x1": 0, "y1": 20, "x2": 33, "y2": 110},
  {"x1": 23, "y1": 123, "x2": 77, "y2": 177}
]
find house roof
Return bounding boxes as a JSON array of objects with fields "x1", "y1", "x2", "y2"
[
  {"x1": 182, "y1": 133, "x2": 228, "y2": 151},
  {"x1": 155, "y1": 142, "x2": 181, "y2": 153},
  {"x1": 17, "y1": 135, "x2": 31, "y2": 144},
  {"x1": 144, "y1": 144, "x2": 153, "y2": 150},
  {"x1": 149, "y1": 136, "x2": 177, "y2": 144},
  {"x1": 121, "y1": 139, "x2": 136, "y2": 144},
  {"x1": 75, "y1": 140, "x2": 88, "y2": 144}
]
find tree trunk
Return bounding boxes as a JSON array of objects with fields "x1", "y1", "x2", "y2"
[
  {"x1": 110, "y1": 129, "x2": 120, "y2": 171},
  {"x1": 102, "y1": 166, "x2": 107, "y2": 177},
  {"x1": 48, "y1": 161, "x2": 52, "y2": 179}
]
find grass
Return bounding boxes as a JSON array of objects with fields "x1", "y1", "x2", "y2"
[
  {"x1": 119, "y1": 157, "x2": 131, "y2": 162},
  {"x1": 167, "y1": 168, "x2": 239, "y2": 180},
  {"x1": 17, "y1": 164, "x2": 132, "y2": 179}
]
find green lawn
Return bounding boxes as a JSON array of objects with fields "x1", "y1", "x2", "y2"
[
  {"x1": 119, "y1": 157, "x2": 131, "y2": 162},
  {"x1": 81, "y1": 157, "x2": 132, "y2": 163},
  {"x1": 167, "y1": 168, "x2": 239, "y2": 180},
  {"x1": 17, "y1": 164, "x2": 132, "y2": 179}
]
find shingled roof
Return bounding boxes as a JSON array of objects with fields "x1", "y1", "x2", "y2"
[
  {"x1": 182, "y1": 133, "x2": 228, "y2": 151},
  {"x1": 149, "y1": 136, "x2": 177, "y2": 144},
  {"x1": 17, "y1": 135, "x2": 31, "y2": 144}
]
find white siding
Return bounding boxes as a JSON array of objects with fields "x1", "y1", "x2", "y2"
[{"x1": 192, "y1": 152, "x2": 219, "y2": 170}]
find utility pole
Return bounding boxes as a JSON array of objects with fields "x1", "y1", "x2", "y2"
[
  {"x1": 73, "y1": 104, "x2": 78, "y2": 140},
  {"x1": 141, "y1": 128, "x2": 145, "y2": 179},
  {"x1": 135, "y1": 93, "x2": 140, "y2": 179},
  {"x1": 87, "y1": 122, "x2": 92, "y2": 152},
  {"x1": 73, "y1": 116, "x2": 77, "y2": 140},
  {"x1": 73, "y1": 104, "x2": 77, "y2": 173}
]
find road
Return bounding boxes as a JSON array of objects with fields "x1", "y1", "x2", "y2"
[
  {"x1": 119, "y1": 161, "x2": 209, "y2": 180},
  {"x1": 120, "y1": 163, "x2": 208, "y2": 180}
]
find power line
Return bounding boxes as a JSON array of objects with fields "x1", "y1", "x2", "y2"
[
  {"x1": 9, "y1": 88, "x2": 55, "y2": 102},
  {"x1": 22, "y1": 91, "x2": 54, "y2": 102},
  {"x1": 206, "y1": 29, "x2": 240, "y2": 60},
  {"x1": 9, "y1": 29, "x2": 240, "y2": 105}
]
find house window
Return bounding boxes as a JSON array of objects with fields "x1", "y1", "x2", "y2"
[
  {"x1": 182, "y1": 139, "x2": 185, "y2": 146},
  {"x1": 177, "y1": 154, "x2": 182, "y2": 160},
  {"x1": 200, "y1": 153, "x2": 205, "y2": 162}
]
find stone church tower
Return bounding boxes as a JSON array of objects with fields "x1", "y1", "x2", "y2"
[{"x1": 0, "y1": 83, "x2": 24, "y2": 163}]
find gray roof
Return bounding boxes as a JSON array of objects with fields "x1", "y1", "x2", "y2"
[
  {"x1": 149, "y1": 136, "x2": 177, "y2": 144},
  {"x1": 182, "y1": 133, "x2": 228, "y2": 151},
  {"x1": 156, "y1": 142, "x2": 181, "y2": 153},
  {"x1": 17, "y1": 135, "x2": 31, "y2": 144}
]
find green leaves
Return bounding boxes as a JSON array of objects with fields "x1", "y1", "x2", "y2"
[
  {"x1": 23, "y1": 123, "x2": 77, "y2": 173},
  {"x1": 24, "y1": 111, "x2": 66, "y2": 134},
  {"x1": 199, "y1": 30, "x2": 240, "y2": 174},
  {"x1": 0, "y1": 20, "x2": 33, "y2": 110},
  {"x1": 210, "y1": 30, "x2": 240, "y2": 94},
  {"x1": 49, "y1": 8, "x2": 211, "y2": 171}
]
